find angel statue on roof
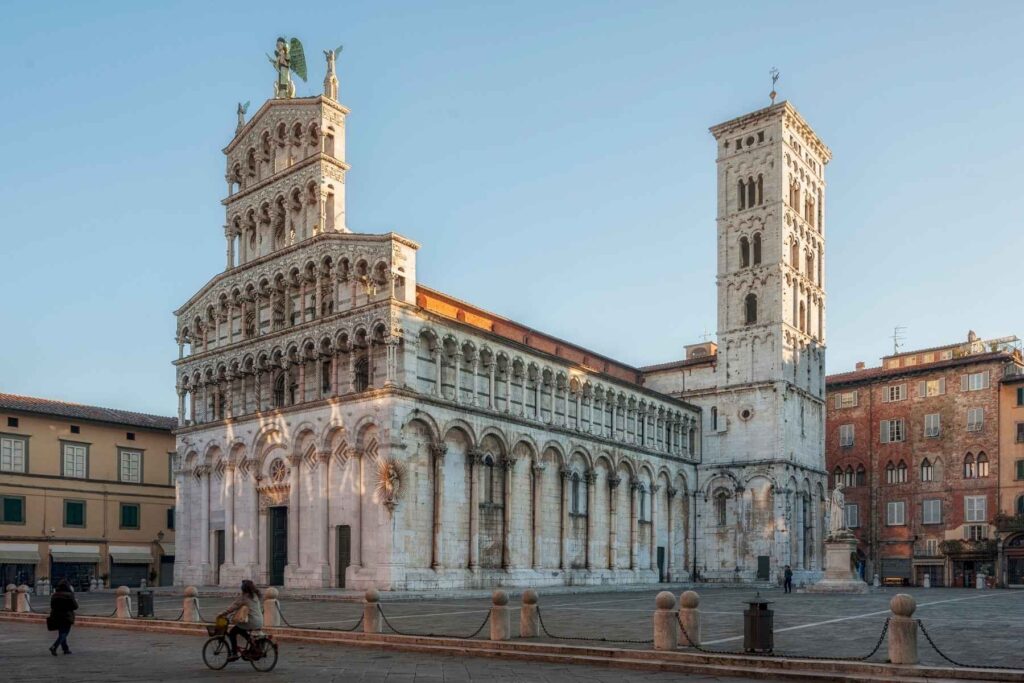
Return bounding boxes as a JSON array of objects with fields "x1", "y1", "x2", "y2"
[{"x1": 268, "y1": 36, "x2": 307, "y2": 99}]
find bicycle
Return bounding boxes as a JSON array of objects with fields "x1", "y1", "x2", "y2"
[{"x1": 202, "y1": 616, "x2": 278, "y2": 672}]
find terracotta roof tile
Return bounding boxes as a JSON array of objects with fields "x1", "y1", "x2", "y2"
[
  {"x1": 0, "y1": 393, "x2": 177, "y2": 431},
  {"x1": 826, "y1": 352, "x2": 1014, "y2": 387}
]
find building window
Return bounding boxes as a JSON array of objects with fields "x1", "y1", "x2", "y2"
[
  {"x1": 886, "y1": 500, "x2": 906, "y2": 526},
  {"x1": 744, "y1": 293, "x2": 757, "y2": 325},
  {"x1": 921, "y1": 458, "x2": 933, "y2": 482},
  {"x1": 1017, "y1": 423, "x2": 1024, "y2": 444},
  {"x1": 962, "y1": 371, "x2": 990, "y2": 391},
  {"x1": 752, "y1": 233, "x2": 762, "y2": 265},
  {"x1": 844, "y1": 466, "x2": 854, "y2": 488},
  {"x1": 714, "y1": 491, "x2": 727, "y2": 526},
  {"x1": 119, "y1": 449, "x2": 143, "y2": 483},
  {"x1": 834, "y1": 391, "x2": 858, "y2": 409},
  {"x1": 119, "y1": 503, "x2": 140, "y2": 530},
  {"x1": 924, "y1": 413, "x2": 941, "y2": 438},
  {"x1": 167, "y1": 507, "x2": 175, "y2": 530},
  {"x1": 880, "y1": 419, "x2": 905, "y2": 443},
  {"x1": 70, "y1": 425, "x2": 80, "y2": 434},
  {"x1": 710, "y1": 406, "x2": 718, "y2": 431},
  {"x1": 839, "y1": 424, "x2": 854, "y2": 447},
  {"x1": 883, "y1": 384, "x2": 907, "y2": 402},
  {"x1": 977, "y1": 452, "x2": 989, "y2": 477},
  {"x1": 918, "y1": 378, "x2": 946, "y2": 397},
  {"x1": 924, "y1": 539, "x2": 939, "y2": 556},
  {"x1": 967, "y1": 407, "x2": 984, "y2": 432},
  {"x1": 1017, "y1": 494, "x2": 1024, "y2": 515},
  {"x1": 1016, "y1": 459, "x2": 1024, "y2": 481},
  {"x1": 922, "y1": 499, "x2": 941, "y2": 524},
  {"x1": 833, "y1": 467, "x2": 843, "y2": 488},
  {"x1": 845, "y1": 503, "x2": 859, "y2": 528},
  {"x1": 273, "y1": 373, "x2": 286, "y2": 408},
  {"x1": 740, "y1": 236, "x2": 750, "y2": 267},
  {"x1": 965, "y1": 495, "x2": 986, "y2": 523},
  {"x1": 965, "y1": 524, "x2": 988, "y2": 541},
  {"x1": 855, "y1": 464, "x2": 866, "y2": 487},
  {"x1": 1, "y1": 495, "x2": 26, "y2": 524},
  {"x1": 1017, "y1": 387, "x2": 1024, "y2": 406},
  {"x1": 354, "y1": 357, "x2": 370, "y2": 392},
  {"x1": 64, "y1": 500, "x2": 86, "y2": 528},
  {"x1": 896, "y1": 460, "x2": 907, "y2": 483},
  {"x1": 61, "y1": 442, "x2": 88, "y2": 479},
  {"x1": 0, "y1": 435, "x2": 27, "y2": 473},
  {"x1": 963, "y1": 452, "x2": 976, "y2": 478},
  {"x1": 6, "y1": 417, "x2": 17, "y2": 428},
  {"x1": 126, "y1": 432, "x2": 136, "y2": 441},
  {"x1": 886, "y1": 461, "x2": 895, "y2": 484}
]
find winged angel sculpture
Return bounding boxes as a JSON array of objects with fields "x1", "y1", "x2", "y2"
[{"x1": 268, "y1": 36, "x2": 307, "y2": 99}]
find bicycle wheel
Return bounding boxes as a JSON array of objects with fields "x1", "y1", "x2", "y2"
[
  {"x1": 202, "y1": 636, "x2": 230, "y2": 670},
  {"x1": 249, "y1": 638, "x2": 278, "y2": 672}
]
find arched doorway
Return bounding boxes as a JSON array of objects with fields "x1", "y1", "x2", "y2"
[{"x1": 1006, "y1": 533, "x2": 1024, "y2": 587}]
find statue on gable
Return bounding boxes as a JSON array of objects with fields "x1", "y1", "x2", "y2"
[
  {"x1": 268, "y1": 36, "x2": 307, "y2": 99},
  {"x1": 323, "y1": 44, "x2": 342, "y2": 100}
]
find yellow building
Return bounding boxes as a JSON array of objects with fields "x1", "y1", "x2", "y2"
[
  {"x1": 997, "y1": 371, "x2": 1024, "y2": 586},
  {"x1": 0, "y1": 394, "x2": 176, "y2": 589}
]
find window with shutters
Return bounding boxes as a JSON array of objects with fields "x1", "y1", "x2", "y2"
[
  {"x1": 0, "y1": 435, "x2": 27, "y2": 473},
  {"x1": 918, "y1": 378, "x2": 946, "y2": 398},
  {"x1": 965, "y1": 524, "x2": 988, "y2": 541},
  {"x1": 880, "y1": 419, "x2": 905, "y2": 443},
  {"x1": 924, "y1": 413, "x2": 941, "y2": 438},
  {"x1": 839, "y1": 424, "x2": 854, "y2": 447},
  {"x1": 887, "y1": 501, "x2": 906, "y2": 526},
  {"x1": 1016, "y1": 423, "x2": 1024, "y2": 443},
  {"x1": 883, "y1": 384, "x2": 907, "y2": 402},
  {"x1": 967, "y1": 407, "x2": 984, "y2": 432},
  {"x1": 962, "y1": 371, "x2": 990, "y2": 391},
  {"x1": 844, "y1": 503, "x2": 859, "y2": 528},
  {"x1": 965, "y1": 495, "x2": 986, "y2": 522},
  {"x1": 924, "y1": 539, "x2": 939, "y2": 556},
  {"x1": 1018, "y1": 387, "x2": 1024, "y2": 406},
  {"x1": 61, "y1": 442, "x2": 88, "y2": 479},
  {"x1": 0, "y1": 495, "x2": 25, "y2": 524},
  {"x1": 119, "y1": 503, "x2": 140, "y2": 529},
  {"x1": 1016, "y1": 459, "x2": 1024, "y2": 481},
  {"x1": 64, "y1": 500, "x2": 86, "y2": 528},
  {"x1": 920, "y1": 458, "x2": 933, "y2": 482},
  {"x1": 835, "y1": 391, "x2": 858, "y2": 409},
  {"x1": 119, "y1": 449, "x2": 142, "y2": 483},
  {"x1": 922, "y1": 499, "x2": 942, "y2": 524}
]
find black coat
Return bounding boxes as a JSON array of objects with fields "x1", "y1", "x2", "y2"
[{"x1": 48, "y1": 590, "x2": 78, "y2": 630}]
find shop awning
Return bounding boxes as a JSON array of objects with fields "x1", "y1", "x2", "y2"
[
  {"x1": 50, "y1": 545, "x2": 101, "y2": 563},
  {"x1": 159, "y1": 543, "x2": 175, "y2": 557},
  {"x1": 108, "y1": 546, "x2": 153, "y2": 564},
  {"x1": 0, "y1": 543, "x2": 41, "y2": 563}
]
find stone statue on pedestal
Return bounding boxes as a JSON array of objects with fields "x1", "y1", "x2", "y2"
[{"x1": 827, "y1": 484, "x2": 846, "y2": 539}]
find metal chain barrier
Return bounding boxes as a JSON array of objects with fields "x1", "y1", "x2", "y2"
[
  {"x1": 275, "y1": 602, "x2": 364, "y2": 632},
  {"x1": 536, "y1": 606, "x2": 653, "y2": 645},
  {"x1": 377, "y1": 604, "x2": 490, "y2": 639},
  {"x1": 916, "y1": 619, "x2": 1023, "y2": 671},
  {"x1": 676, "y1": 612, "x2": 890, "y2": 663}
]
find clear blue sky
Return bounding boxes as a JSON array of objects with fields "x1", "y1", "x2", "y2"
[{"x1": 2, "y1": 1, "x2": 1022, "y2": 416}]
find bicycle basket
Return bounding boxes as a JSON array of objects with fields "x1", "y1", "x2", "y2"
[{"x1": 206, "y1": 615, "x2": 229, "y2": 636}]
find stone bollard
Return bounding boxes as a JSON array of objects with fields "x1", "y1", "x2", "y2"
[
  {"x1": 873, "y1": 574, "x2": 880, "y2": 588},
  {"x1": 4, "y1": 584, "x2": 14, "y2": 611},
  {"x1": 115, "y1": 586, "x2": 132, "y2": 619},
  {"x1": 653, "y1": 591, "x2": 679, "y2": 651},
  {"x1": 90, "y1": 578, "x2": 98, "y2": 592},
  {"x1": 363, "y1": 588, "x2": 382, "y2": 634},
  {"x1": 15, "y1": 585, "x2": 31, "y2": 613},
  {"x1": 887, "y1": 593, "x2": 918, "y2": 665},
  {"x1": 678, "y1": 590, "x2": 702, "y2": 648},
  {"x1": 263, "y1": 587, "x2": 281, "y2": 627},
  {"x1": 922, "y1": 574, "x2": 931, "y2": 588},
  {"x1": 976, "y1": 574, "x2": 985, "y2": 590},
  {"x1": 520, "y1": 589, "x2": 539, "y2": 638},
  {"x1": 490, "y1": 590, "x2": 511, "y2": 641},
  {"x1": 183, "y1": 586, "x2": 200, "y2": 622}
]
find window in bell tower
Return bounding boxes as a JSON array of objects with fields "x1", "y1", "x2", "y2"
[
  {"x1": 756, "y1": 174, "x2": 763, "y2": 205},
  {"x1": 752, "y1": 233, "x2": 762, "y2": 265},
  {"x1": 790, "y1": 242, "x2": 800, "y2": 272},
  {"x1": 747, "y1": 177, "x2": 756, "y2": 208},
  {"x1": 744, "y1": 293, "x2": 758, "y2": 325},
  {"x1": 738, "y1": 179, "x2": 746, "y2": 210},
  {"x1": 740, "y1": 237, "x2": 750, "y2": 268}
]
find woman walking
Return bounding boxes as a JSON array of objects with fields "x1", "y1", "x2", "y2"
[
  {"x1": 47, "y1": 580, "x2": 78, "y2": 655},
  {"x1": 217, "y1": 580, "x2": 264, "y2": 661}
]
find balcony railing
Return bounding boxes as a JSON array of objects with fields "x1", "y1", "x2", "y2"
[{"x1": 995, "y1": 513, "x2": 1024, "y2": 533}]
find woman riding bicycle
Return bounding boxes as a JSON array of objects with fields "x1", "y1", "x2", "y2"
[{"x1": 217, "y1": 580, "x2": 263, "y2": 661}]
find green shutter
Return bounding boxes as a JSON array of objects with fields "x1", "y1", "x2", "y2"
[
  {"x1": 1017, "y1": 460, "x2": 1024, "y2": 481},
  {"x1": 3, "y1": 497, "x2": 24, "y2": 523},
  {"x1": 64, "y1": 501, "x2": 84, "y2": 526},
  {"x1": 121, "y1": 504, "x2": 139, "y2": 529}
]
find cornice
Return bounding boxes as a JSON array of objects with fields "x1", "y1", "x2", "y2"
[{"x1": 224, "y1": 96, "x2": 350, "y2": 155}]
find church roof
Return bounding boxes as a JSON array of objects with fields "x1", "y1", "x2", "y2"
[{"x1": 0, "y1": 393, "x2": 177, "y2": 431}]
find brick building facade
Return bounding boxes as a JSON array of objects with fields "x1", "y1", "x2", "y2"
[{"x1": 825, "y1": 333, "x2": 1022, "y2": 587}]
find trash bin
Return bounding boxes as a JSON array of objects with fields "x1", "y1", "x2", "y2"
[
  {"x1": 137, "y1": 589, "x2": 154, "y2": 618},
  {"x1": 743, "y1": 595, "x2": 773, "y2": 653}
]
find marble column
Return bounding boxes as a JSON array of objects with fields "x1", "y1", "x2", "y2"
[
  {"x1": 559, "y1": 468, "x2": 570, "y2": 570},
  {"x1": 584, "y1": 471, "x2": 596, "y2": 571},
  {"x1": 531, "y1": 462, "x2": 545, "y2": 569},
  {"x1": 649, "y1": 484, "x2": 660, "y2": 572},
  {"x1": 468, "y1": 449, "x2": 481, "y2": 571},
  {"x1": 487, "y1": 362, "x2": 495, "y2": 409},
  {"x1": 224, "y1": 464, "x2": 236, "y2": 569},
  {"x1": 430, "y1": 443, "x2": 446, "y2": 570},
  {"x1": 173, "y1": 464, "x2": 188, "y2": 580},
  {"x1": 348, "y1": 349, "x2": 357, "y2": 393},
  {"x1": 502, "y1": 457, "x2": 517, "y2": 569},
  {"x1": 608, "y1": 475, "x2": 620, "y2": 569},
  {"x1": 199, "y1": 467, "x2": 211, "y2": 572},
  {"x1": 666, "y1": 487, "x2": 677, "y2": 581},
  {"x1": 316, "y1": 356, "x2": 324, "y2": 399},
  {"x1": 453, "y1": 352, "x2": 463, "y2": 404},
  {"x1": 319, "y1": 452, "x2": 330, "y2": 570},
  {"x1": 177, "y1": 389, "x2": 186, "y2": 426},
  {"x1": 629, "y1": 479, "x2": 640, "y2": 571},
  {"x1": 432, "y1": 348, "x2": 443, "y2": 397},
  {"x1": 287, "y1": 455, "x2": 301, "y2": 572}
]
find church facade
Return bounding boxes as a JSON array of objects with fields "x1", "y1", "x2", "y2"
[{"x1": 172, "y1": 53, "x2": 829, "y2": 589}]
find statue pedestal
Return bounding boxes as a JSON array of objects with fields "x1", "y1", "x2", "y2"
[{"x1": 806, "y1": 533, "x2": 868, "y2": 593}]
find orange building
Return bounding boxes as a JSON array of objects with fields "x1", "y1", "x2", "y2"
[{"x1": 996, "y1": 370, "x2": 1024, "y2": 586}]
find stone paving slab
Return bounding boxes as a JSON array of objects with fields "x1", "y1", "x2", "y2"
[
  {"x1": 0, "y1": 620, "x2": 756, "y2": 682},
  {"x1": 54, "y1": 586, "x2": 1024, "y2": 669}
]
